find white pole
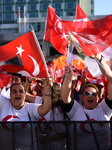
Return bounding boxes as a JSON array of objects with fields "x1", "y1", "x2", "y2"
[
  {"x1": 24, "y1": 6, "x2": 26, "y2": 33},
  {"x1": 18, "y1": 7, "x2": 21, "y2": 33}
]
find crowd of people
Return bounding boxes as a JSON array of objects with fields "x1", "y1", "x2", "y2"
[{"x1": 0, "y1": 50, "x2": 112, "y2": 150}]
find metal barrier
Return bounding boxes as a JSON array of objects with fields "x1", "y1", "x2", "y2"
[{"x1": 0, "y1": 121, "x2": 112, "y2": 150}]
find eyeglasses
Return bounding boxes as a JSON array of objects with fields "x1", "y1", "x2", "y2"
[{"x1": 84, "y1": 91, "x2": 97, "y2": 97}]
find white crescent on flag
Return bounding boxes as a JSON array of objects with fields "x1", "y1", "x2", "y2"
[{"x1": 28, "y1": 55, "x2": 40, "y2": 76}]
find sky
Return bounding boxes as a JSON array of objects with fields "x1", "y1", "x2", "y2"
[{"x1": 94, "y1": 0, "x2": 112, "y2": 15}]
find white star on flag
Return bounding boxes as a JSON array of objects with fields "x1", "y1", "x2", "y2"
[
  {"x1": 61, "y1": 32, "x2": 68, "y2": 40},
  {"x1": 16, "y1": 44, "x2": 25, "y2": 57}
]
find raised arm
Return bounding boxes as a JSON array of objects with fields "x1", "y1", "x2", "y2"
[
  {"x1": 95, "y1": 54, "x2": 112, "y2": 82},
  {"x1": 38, "y1": 77, "x2": 52, "y2": 117},
  {"x1": 61, "y1": 66, "x2": 74, "y2": 104},
  {"x1": 23, "y1": 76, "x2": 38, "y2": 91},
  {"x1": 26, "y1": 92, "x2": 36, "y2": 103},
  {"x1": 93, "y1": 54, "x2": 112, "y2": 101}
]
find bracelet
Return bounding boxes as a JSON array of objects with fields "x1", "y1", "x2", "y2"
[
  {"x1": 28, "y1": 78, "x2": 32, "y2": 83},
  {"x1": 44, "y1": 92, "x2": 51, "y2": 96},
  {"x1": 99, "y1": 55, "x2": 104, "y2": 63}
]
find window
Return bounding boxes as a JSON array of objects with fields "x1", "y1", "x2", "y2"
[
  {"x1": 41, "y1": 0, "x2": 50, "y2": 1},
  {"x1": 3, "y1": 13, "x2": 14, "y2": 21},
  {"x1": 28, "y1": 4, "x2": 37, "y2": 11},
  {"x1": 65, "y1": 2, "x2": 75, "y2": 9},
  {"x1": 52, "y1": 0, "x2": 63, "y2": 1},
  {"x1": 56, "y1": 11, "x2": 63, "y2": 16},
  {"x1": 29, "y1": 0, "x2": 38, "y2": 1},
  {"x1": 4, "y1": 5, "x2": 13, "y2": 12},
  {"x1": 29, "y1": 12, "x2": 38, "y2": 17},
  {"x1": 91, "y1": 0, "x2": 93, "y2": 4},
  {"x1": 4, "y1": 0, "x2": 13, "y2": 3},
  {"x1": 52, "y1": 3, "x2": 61, "y2": 9},
  {"x1": 40, "y1": 22, "x2": 45, "y2": 32},
  {"x1": 0, "y1": 14, "x2": 2, "y2": 21},
  {"x1": 66, "y1": 11, "x2": 74, "y2": 16},
  {"x1": 0, "y1": 30, "x2": 2, "y2": 34},
  {"x1": 40, "y1": 3, "x2": 49, "y2": 10},
  {"x1": 30, "y1": 22, "x2": 45, "y2": 32},
  {"x1": 17, "y1": 0, "x2": 26, "y2": 2},
  {"x1": 41, "y1": 12, "x2": 47, "y2": 17},
  {"x1": 91, "y1": 9, "x2": 94, "y2": 14}
]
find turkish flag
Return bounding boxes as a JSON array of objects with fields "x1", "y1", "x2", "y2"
[
  {"x1": 44, "y1": 6, "x2": 69, "y2": 55},
  {"x1": 62, "y1": 15, "x2": 112, "y2": 56},
  {"x1": 62, "y1": 6, "x2": 112, "y2": 77},
  {"x1": 74, "y1": 8, "x2": 112, "y2": 77},
  {"x1": 0, "y1": 30, "x2": 48, "y2": 78}
]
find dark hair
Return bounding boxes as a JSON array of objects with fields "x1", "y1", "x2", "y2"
[
  {"x1": 36, "y1": 79, "x2": 43, "y2": 84},
  {"x1": 10, "y1": 83, "x2": 26, "y2": 93},
  {"x1": 9, "y1": 73, "x2": 26, "y2": 83},
  {"x1": 52, "y1": 100, "x2": 70, "y2": 121}
]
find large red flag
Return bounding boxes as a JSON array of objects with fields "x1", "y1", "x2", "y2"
[
  {"x1": 62, "y1": 15, "x2": 112, "y2": 56},
  {"x1": 0, "y1": 30, "x2": 48, "y2": 78},
  {"x1": 44, "y1": 6, "x2": 69, "y2": 55},
  {"x1": 63, "y1": 6, "x2": 112, "y2": 77}
]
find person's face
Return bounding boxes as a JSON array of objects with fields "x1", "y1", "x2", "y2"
[
  {"x1": 10, "y1": 84, "x2": 26, "y2": 110},
  {"x1": 35, "y1": 81, "x2": 44, "y2": 92},
  {"x1": 82, "y1": 86, "x2": 99, "y2": 110},
  {"x1": 11, "y1": 75, "x2": 22, "y2": 85}
]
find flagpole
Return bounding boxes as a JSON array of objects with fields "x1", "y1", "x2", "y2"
[
  {"x1": 94, "y1": 58, "x2": 105, "y2": 70},
  {"x1": 42, "y1": 6, "x2": 49, "y2": 56},
  {"x1": 18, "y1": 7, "x2": 21, "y2": 33},
  {"x1": 67, "y1": 32, "x2": 73, "y2": 65},
  {"x1": 31, "y1": 29, "x2": 49, "y2": 77},
  {"x1": 24, "y1": 6, "x2": 26, "y2": 33}
]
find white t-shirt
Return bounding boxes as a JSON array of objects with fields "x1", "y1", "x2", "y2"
[
  {"x1": 67, "y1": 100, "x2": 112, "y2": 150},
  {"x1": 0, "y1": 94, "x2": 41, "y2": 121},
  {"x1": 0, "y1": 86, "x2": 10, "y2": 98},
  {"x1": 0, "y1": 93, "x2": 42, "y2": 150},
  {"x1": 35, "y1": 97, "x2": 67, "y2": 150}
]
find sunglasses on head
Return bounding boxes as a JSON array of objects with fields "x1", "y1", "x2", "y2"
[{"x1": 84, "y1": 91, "x2": 97, "y2": 97}]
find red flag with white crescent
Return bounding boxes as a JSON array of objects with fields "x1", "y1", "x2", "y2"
[
  {"x1": 44, "y1": 6, "x2": 69, "y2": 55},
  {"x1": 62, "y1": 14, "x2": 112, "y2": 56},
  {"x1": 0, "y1": 30, "x2": 48, "y2": 78}
]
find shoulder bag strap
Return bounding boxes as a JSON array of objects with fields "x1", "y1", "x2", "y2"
[{"x1": 85, "y1": 112, "x2": 100, "y2": 150}]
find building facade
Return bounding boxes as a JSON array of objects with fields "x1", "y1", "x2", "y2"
[{"x1": 0, "y1": 0, "x2": 95, "y2": 61}]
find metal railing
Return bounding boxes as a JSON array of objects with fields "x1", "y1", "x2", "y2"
[{"x1": 0, "y1": 121, "x2": 111, "y2": 150}]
